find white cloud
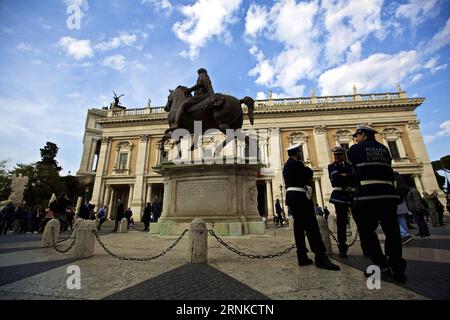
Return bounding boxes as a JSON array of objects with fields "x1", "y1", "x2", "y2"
[
  {"x1": 411, "y1": 73, "x2": 423, "y2": 83},
  {"x1": 16, "y1": 42, "x2": 41, "y2": 54},
  {"x1": 424, "y1": 120, "x2": 450, "y2": 143},
  {"x1": 248, "y1": 46, "x2": 275, "y2": 86},
  {"x1": 322, "y1": 0, "x2": 383, "y2": 66},
  {"x1": 102, "y1": 55, "x2": 126, "y2": 71},
  {"x1": 172, "y1": 0, "x2": 242, "y2": 59},
  {"x1": 95, "y1": 33, "x2": 138, "y2": 51},
  {"x1": 142, "y1": 0, "x2": 173, "y2": 15},
  {"x1": 248, "y1": 0, "x2": 320, "y2": 96},
  {"x1": 318, "y1": 50, "x2": 420, "y2": 95},
  {"x1": 245, "y1": 4, "x2": 269, "y2": 37},
  {"x1": 395, "y1": 0, "x2": 439, "y2": 27},
  {"x1": 424, "y1": 56, "x2": 448, "y2": 74},
  {"x1": 425, "y1": 18, "x2": 450, "y2": 55},
  {"x1": 58, "y1": 37, "x2": 94, "y2": 60},
  {"x1": 346, "y1": 41, "x2": 362, "y2": 63}
]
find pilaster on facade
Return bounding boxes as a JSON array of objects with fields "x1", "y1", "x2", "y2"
[
  {"x1": 312, "y1": 125, "x2": 333, "y2": 205},
  {"x1": 131, "y1": 134, "x2": 150, "y2": 219},
  {"x1": 91, "y1": 136, "x2": 111, "y2": 209}
]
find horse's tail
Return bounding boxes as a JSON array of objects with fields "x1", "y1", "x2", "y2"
[{"x1": 240, "y1": 96, "x2": 254, "y2": 125}]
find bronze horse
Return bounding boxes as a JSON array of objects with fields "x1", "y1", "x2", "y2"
[{"x1": 160, "y1": 86, "x2": 255, "y2": 156}]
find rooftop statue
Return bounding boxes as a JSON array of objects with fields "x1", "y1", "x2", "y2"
[{"x1": 111, "y1": 91, "x2": 125, "y2": 109}]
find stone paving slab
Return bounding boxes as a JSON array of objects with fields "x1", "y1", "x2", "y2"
[
  {"x1": 104, "y1": 264, "x2": 270, "y2": 300},
  {"x1": 0, "y1": 222, "x2": 448, "y2": 300}
]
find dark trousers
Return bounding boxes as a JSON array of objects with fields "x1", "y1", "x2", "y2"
[
  {"x1": 412, "y1": 210, "x2": 430, "y2": 236},
  {"x1": 354, "y1": 200, "x2": 406, "y2": 274},
  {"x1": 97, "y1": 218, "x2": 106, "y2": 230},
  {"x1": 144, "y1": 221, "x2": 150, "y2": 230},
  {"x1": 114, "y1": 219, "x2": 121, "y2": 231},
  {"x1": 437, "y1": 210, "x2": 444, "y2": 225},
  {"x1": 334, "y1": 203, "x2": 349, "y2": 249},
  {"x1": 289, "y1": 201, "x2": 326, "y2": 258}
]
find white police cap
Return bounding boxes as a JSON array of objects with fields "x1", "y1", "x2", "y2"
[
  {"x1": 352, "y1": 125, "x2": 378, "y2": 137},
  {"x1": 286, "y1": 143, "x2": 301, "y2": 152}
]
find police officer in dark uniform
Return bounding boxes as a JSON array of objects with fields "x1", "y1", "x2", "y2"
[
  {"x1": 283, "y1": 144, "x2": 340, "y2": 271},
  {"x1": 328, "y1": 146, "x2": 354, "y2": 258},
  {"x1": 347, "y1": 125, "x2": 406, "y2": 282}
]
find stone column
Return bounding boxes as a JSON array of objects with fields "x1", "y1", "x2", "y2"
[
  {"x1": 108, "y1": 188, "x2": 115, "y2": 219},
  {"x1": 407, "y1": 120, "x2": 445, "y2": 202},
  {"x1": 103, "y1": 186, "x2": 112, "y2": 211},
  {"x1": 79, "y1": 135, "x2": 96, "y2": 172},
  {"x1": 188, "y1": 219, "x2": 208, "y2": 264},
  {"x1": 131, "y1": 134, "x2": 150, "y2": 221},
  {"x1": 266, "y1": 180, "x2": 274, "y2": 219},
  {"x1": 314, "y1": 177, "x2": 324, "y2": 208},
  {"x1": 313, "y1": 125, "x2": 332, "y2": 204},
  {"x1": 146, "y1": 183, "x2": 153, "y2": 204},
  {"x1": 91, "y1": 137, "x2": 111, "y2": 209},
  {"x1": 128, "y1": 184, "x2": 134, "y2": 209},
  {"x1": 414, "y1": 174, "x2": 424, "y2": 195},
  {"x1": 269, "y1": 128, "x2": 284, "y2": 207}
]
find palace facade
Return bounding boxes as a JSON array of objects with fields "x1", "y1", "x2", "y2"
[{"x1": 77, "y1": 89, "x2": 444, "y2": 221}]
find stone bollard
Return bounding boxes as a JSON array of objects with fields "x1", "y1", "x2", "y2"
[
  {"x1": 188, "y1": 219, "x2": 207, "y2": 264},
  {"x1": 316, "y1": 215, "x2": 332, "y2": 254},
  {"x1": 41, "y1": 219, "x2": 60, "y2": 248},
  {"x1": 73, "y1": 220, "x2": 96, "y2": 259},
  {"x1": 70, "y1": 218, "x2": 84, "y2": 239},
  {"x1": 119, "y1": 218, "x2": 128, "y2": 233}
]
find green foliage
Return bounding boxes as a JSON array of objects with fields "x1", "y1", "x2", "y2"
[{"x1": 0, "y1": 160, "x2": 11, "y2": 201}]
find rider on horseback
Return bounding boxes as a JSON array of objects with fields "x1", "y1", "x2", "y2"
[{"x1": 169, "y1": 68, "x2": 215, "y2": 132}]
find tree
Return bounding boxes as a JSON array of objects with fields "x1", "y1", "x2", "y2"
[
  {"x1": 12, "y1": 142, "x2": 65, "y2": 208},
  {"x1": 0, "y1": 160, "x2": 11, "y2": 201}
]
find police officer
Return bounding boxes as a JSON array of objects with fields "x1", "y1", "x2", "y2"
[
  {"x1": 328, "y1": 146, "x2": 354, "y2": 258},
  {"x1": 283, "y1": 144, "x2": 340, "y2": 271},
  {"x1": 347, "y1": 125, "x2": 406, "y2": 282}
]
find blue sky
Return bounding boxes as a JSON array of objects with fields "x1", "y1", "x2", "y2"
[{"x1": 0, "y1": 0, "x2": 449, "y2": 175}]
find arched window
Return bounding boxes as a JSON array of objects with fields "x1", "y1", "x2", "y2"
[
  {"x1": 156, "y1": 139, "x2": 170, "y2": 165},
  {"x1": 334, "y1": 129, "x2": 354, "y2": 151},
  {"x1": 113, "y1": 141, "x2": 133, "y2": 175},
  {"x1": 380, "y1": 127, "x2": 407, "y2": 161},
  {"x1": 288, "y1": 131, "x2": 310, "y2": 163}
]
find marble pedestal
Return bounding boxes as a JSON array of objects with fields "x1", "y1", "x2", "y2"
[{"x1": 152, "y1": 163, "x2": 265, "y2": 236}]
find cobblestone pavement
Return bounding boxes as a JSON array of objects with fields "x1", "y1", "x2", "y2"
[{"x1": 0, "y1": 217, "x2": 449, "y2": 300}]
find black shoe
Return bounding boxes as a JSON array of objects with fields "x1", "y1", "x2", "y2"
[
  {"x1": 401, "y1": 235, "x2": 413, "y2": 246},
  {"x1": 315, "y1": 257, "x2": 341, "y2": 271},
  {"x1": 298, "y1": 256, "x2": 313, "y2": 266}
]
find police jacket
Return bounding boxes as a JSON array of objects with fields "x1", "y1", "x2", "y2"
[
  {"x1": 283, "y1": 158, "x2": 313, "y2": 207},
  {"x1": 347, "y1": 139, "x2": 399, "y2": 203},
  {"x1": 328, "y1": 160, "x2": 354, "y2": 205}
]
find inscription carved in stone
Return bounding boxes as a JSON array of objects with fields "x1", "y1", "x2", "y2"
[{"x1": 176, "y1": 179, "x2": 228, "y2": 212}]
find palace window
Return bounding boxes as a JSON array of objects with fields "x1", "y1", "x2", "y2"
[
  {"x1": 380, "y1": 127, "x2": 407, "y2": 161},
  {"x1": 288, "y1": 132, "x2": 309, "y2": 164},
  {"x1": 113, "y1": 141, "x2": 133, "y2": 175},
  {"x1": 157, "y1": 140, "x2": 170, "y2": 165},
  {"x1": 388, "y1": 141, "x2": 401, "y2": 160},
  {"x1": 340, "y1": 143, "x2": 350, "y2": 151},
  {"x1": 334, "y1": 129, "x2": 354, "y2": 150}
]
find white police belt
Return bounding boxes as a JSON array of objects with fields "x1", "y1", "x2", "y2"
[
  {"x1": 333, "y1": 187, "x2": 355, "y2": 192},
  {"x1": 360, "y1": 180, "x2": 393, "y2": 186},
  {"x1": 286, "y1": 187, "x2": 312, "y2": 200}
]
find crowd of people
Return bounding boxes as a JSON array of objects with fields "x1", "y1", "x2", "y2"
[{"x1": 0, "y1": 192, "x2": 164, "y2": 235}]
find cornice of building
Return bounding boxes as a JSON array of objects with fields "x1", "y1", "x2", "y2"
[{"x1": 94, "y1": 93, "x2": 424, "y2": 126}]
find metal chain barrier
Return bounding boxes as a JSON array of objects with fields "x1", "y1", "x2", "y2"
[
  {"x1": 57, "y1": 230, "x2": 74, "y2": 243},
  {"x1": 130, "y1": 225, "x2": 148, "y2": 232},
  {"x1": 328, "y1": 229, "x2": 359, "y2": 247},
  {"x1": 93, "y1": 229, "x2": 188, "y2": 262},
  {"x1": 208, "y1": 229, "x2": 296, "y2": 259},
  {"x1": 51, "y1": 227, "x2": 76, "y2": 253}
]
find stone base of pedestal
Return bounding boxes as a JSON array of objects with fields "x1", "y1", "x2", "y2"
[
  {"x1": 152, "y1": 163, "x2": 265, "y2": 236},
  {"x1": 149, "y1": 220, "x2": 265, "y2": 236}
]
